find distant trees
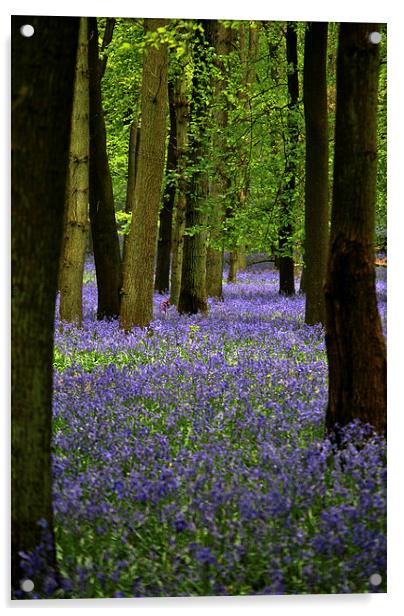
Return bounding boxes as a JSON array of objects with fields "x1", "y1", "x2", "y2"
[
  {"x1": 325, "y1": 23, "x2": 386, "y2": 437},
  {"x1": 11, "y1": 15, "x2": 78, "y2": 590},
  {"x1": 169, "y1": 66, "x2": 190, "y2": 307},
  {"x1": 120, "y1": 18, "x2": 169, "y2": 329},
  {"x1": 303, "y1": 22, "x2": 329, "y2": 325},
  {"x1": 227, "y1": 22, "x2": 258, "y2": 284}
]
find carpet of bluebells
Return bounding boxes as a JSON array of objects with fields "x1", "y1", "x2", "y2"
[{"x1": 17, "y1": 260, "x2": 387, "y2": 599}]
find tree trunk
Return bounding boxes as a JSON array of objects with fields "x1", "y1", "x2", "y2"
[
  {"x1": 11, "y1": 15, "x2": 78, "y2": 592},
  {"x1": 238, "y1": 245, "x2": 247, "y2": 271},
  {"x1": 325, "y1": 23, "x2": 386, "y2": 438},
  {"x1": 206, "y1": 245, "x2": 224, "y2": 298},
  {"x1": 279, "y1": 22, "x2": 298, "y2": 296},
  {"x1": 169, "y1": 73, "x2": 189, "y2": 307},
  {"x1": 226, "y1": 24, "x2": 257, "y2": 284},
  {"x1": 299, "y1": 264, "x2": 307, "y2": 293},
  {"x1": 123, "y1": 120, "x2": 141, "y2": 264},
  {"x1": 120, "y1": 18, "x2": 169, "y2": 329},
  {"x1": 178, "y1": 20, "x2": 213, "y2": 315},
  {"x1": 303, "y1": 22, "x2": 329, "y2": 325},
  {"x1": 59, "y1": 18, "x2": 90, "y2": 325},
  {"x1": 155, "y1": 81, "x2": 177, "y2": 293},
  {"x1": 227, "y1": 250, "x2": 239, "y2": 283},
  {"x1": 88, "y1": 17, "x2": 122, "y2": 320},
  {"x1": 206, "y1": 20, "x2": 234, "y2": 299}
]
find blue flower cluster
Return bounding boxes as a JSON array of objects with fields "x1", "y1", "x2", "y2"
[{"x1": 21, "y1": 263, "x2": 387, "y2": 598}]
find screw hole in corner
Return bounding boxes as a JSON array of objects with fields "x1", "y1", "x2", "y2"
[
  {"x1": 20, "y1": 24, "x2": 35, "y2": 38},
  {"x1": 369, "y1": 31, "x2": 382, "y2": 44}
]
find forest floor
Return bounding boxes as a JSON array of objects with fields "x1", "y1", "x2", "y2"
[{"x1": 25, "y1": 261, "x2": 387, "y2": 598}]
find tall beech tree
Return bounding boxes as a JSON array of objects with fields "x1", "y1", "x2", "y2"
[
  {"x1": 155, "y1": 81, "x2": 178, "y2": 293},
  {"x1": 88, "y1": 17, "x2": 123, "y2": 320},
  {"x1": 11, "y1": 15, "x2": 78, "y2": 590},
  {"x1": 325, "y1": 23, "x2": 387, "y2": 437},
  {"x1": 227, "y1": 22, "x2": 258, "y2": 284},
  {"x1": 178, "y1": 20, "x2": 214, "y2": 315},
  {"x1": 206, "y1": 20, "x2": 234, "y2": 299},
  {"x1": 278, "y1": 22, "x2": 299, "y2": 296},
  {"x1": 120, "y1": 18, "x2": 169, "y2": 329},
  {"x1": 59, "y1": 18, "x2": 90, "y2": 325},
  {"x1": 170, "y1": 69, "x2": 190, "y2": 307},
  {"x1": 303, "y1": 22, "x2": 329, "y2": 325}
]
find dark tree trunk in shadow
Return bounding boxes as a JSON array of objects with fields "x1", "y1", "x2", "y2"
[
  {"x1": 88, "y1": 17, "x2": 122, "y2": 320},
  {"x1": 123, "y1": 121, "x2": 141, "y2": 264},
  {"x1": 325, "y1": 23, "x2": 386, "y2": 438},
  {"x1": 279, "y1": 22, "x2": 298, "y2": 296},
  {"x1": 303, "y1": 22, "x2": 329, "y2": 325},
  {"x1": 155, "y1": 81, "x2": 177, "y2": 293},
  {"x1": 11, "y1": 15, "x2": 78, "y2": 591}
]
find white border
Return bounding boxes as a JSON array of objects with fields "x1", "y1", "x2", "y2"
[{"x1": 2, "y1": 1, "x2": 403, "y2": 613}]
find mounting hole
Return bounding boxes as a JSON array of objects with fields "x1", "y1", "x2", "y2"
[
  {"x1": 20, "y1": 24, "x2": 35, "y2": 38},
  {"x1": 369, "y1": 573, "x2": 382, "y2": 586},
  {"x1": 369, "y1": 31, "x2": 381, "y2": 44},
  {"x1": 20, "y1": 578, "x2": 35, "y2": 592}
]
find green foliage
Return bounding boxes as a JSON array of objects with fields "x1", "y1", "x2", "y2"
[
  {"x1": 100, "y1": 18, "x2": 143, "y2": 207},
  {"x1": 100, "y1": 18, "x2": 387, "y2": 257},
  {"x1": 115, "y1": 210, "x2": 132, "y2": 235}
]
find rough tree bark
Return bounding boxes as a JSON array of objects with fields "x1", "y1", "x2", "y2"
[
  {"x1": 88, "y1": 17, "x2": 122, "y2": 320},
  {"x1": 303, "y1": 22, "x2": 329, "y2": 325},
  {"x1": 59, "y1": 18, "x2": 90, "y2": 325},
  {"x1": 120, "y1": 18, "x2": 168, "y2": 329},
  {"x1": 11, "y1": 15, "x2": 78, "y2": 591},
  {"x1": 178, "y1": 20, "x2": 214, "y2": 315},
  {"x1": 155, "y1": 81, "x2": 178, "y2": 294},
  {"x1": 279, "y1": 22, "x2": 298, "y2": 296},
  {"x1": 206, "y1": 20, "x2": 234, "y2": 299},
  {"x1": 325, "y1": 23, "x2": 386, "y2": 438}
]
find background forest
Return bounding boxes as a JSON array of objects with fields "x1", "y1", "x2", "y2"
[
  {"x1": 11, "y1": 14, "x2": 388, "y2": 602},
  {"x1": 102, "y1": 19, "x2": 387, "y2": 260}
]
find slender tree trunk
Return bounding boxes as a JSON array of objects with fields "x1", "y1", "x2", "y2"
[
  {"x1": 227, "y1": 250, "x2": 239, "y2": 283},
  {"x1": 178, "y1": 20, "x2": 214, "y2": 315},
  {"x1": 303, "y1": 22, "x2": 329, "y2": 324},
  {"x1": 155, "y1": 81, "x2": 177, "y2": 293},
  {"x1": 11, "y1": 15, "x2": 78, "y2": 592},
  {"x1": 88, "y1": 17, "x2": 122, "y2": 320},
  {"x1": 206, "y1": 243, "x2": 224, "y2": 298},
  {"x1": 299, "y1": 264, "x2": 307, "y2": 293},
  {"x1": 227, "y1": 24, "x2": 258, "y2": 284},
  {"x1": 59, "y1": 18, "x2": 90, "y2": 325},
  {"x1": 169, "y1": 74, "x2": 189, "y2": 307},
  {"x1": 123, "y1": 120, "x2": 141, "y2": 263},
  {"x1": 325, "y1": 23, "x2": 386, "y2": 438},
  {"x1": 125, "y1": 122, "x2": 141, "y2": 215},
  {"x1": 238, "y1": 245, "x2": 247, "y2": 270},
  {"x1": 279, "y1": 22, "x2": 298, "y2": 296},
  {"x1": 120, "y1": 18, "x2": 169, "y2": 329}
]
